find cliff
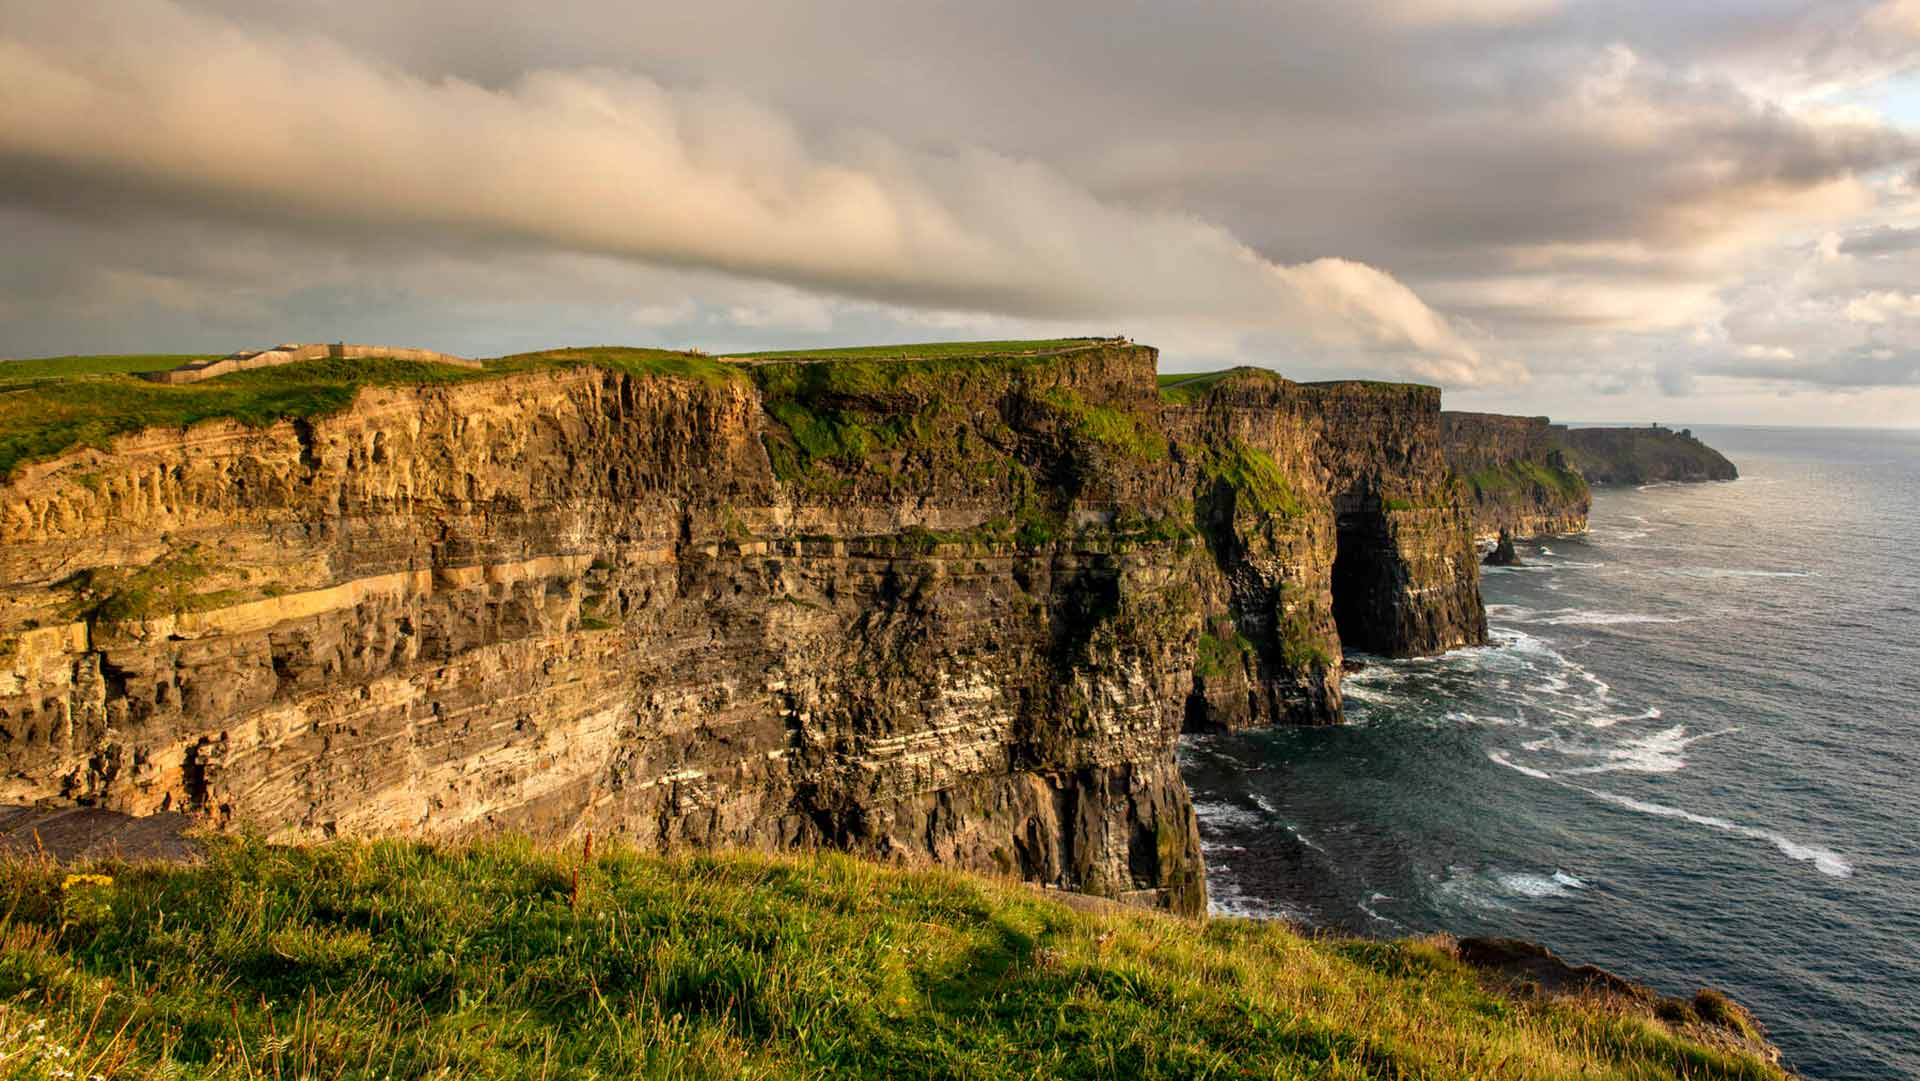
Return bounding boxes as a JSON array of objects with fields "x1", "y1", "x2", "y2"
[
  {"x1": 1559, "y1": 426, "x2": 1739, "y2": 485},
  {"x1": 1440, "y1": 412, "x2": 1590, "y2": 541},
  {"x1": 0, "y1": 343, "x2": 1486, "y2": 914}
]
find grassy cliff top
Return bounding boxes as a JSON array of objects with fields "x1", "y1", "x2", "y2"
[
  {"x1": 724, "y1": 338, "x2": 1119, "y2": 361},
  {"x1": 0, "y1": 837, "x2": 1784, "y2": 1081},
  {"x1": 0, "y1": 348, "x2": 740, "y2": 480},
  {"x1": 0, "y1": 342, "x2": 1132, "y2": 480}
]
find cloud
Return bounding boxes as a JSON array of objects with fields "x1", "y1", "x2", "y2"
[
  {"x1": 1839, "y1": 225, "x2": 1920, "y2": 256},
  {"x1": 0, "y1": 0, "x2": 1499, "y2": 384},
  {"x1": 2, "y1": 0, "x2": 1917, "y2": 422},
  {"x1": 1706, "y1": 346, "x2": 1920, "y2": 387}
]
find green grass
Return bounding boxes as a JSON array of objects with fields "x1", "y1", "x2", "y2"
[
  {"x1": 1464, "y1": 459, "x2": 1589, "y2": 503},
  {"x1": 0, "y1": 355, "x2": 210, "y2": 387},
  {"x1": 1196, "y1": 440, "x2": 1304, "y2": 517},
  {"x1": 0, "y1": 348, "x2": 740, "y2": 480},
  {"x1": 1156, "y1": 369, "x2": 1247, "y2": 405},
  {"x1": 748, "y1": 352, "x2": 1164, "y2": 493},
  {"x1": 0, "y1": 838, "x2": 1783, "y2": 1081},
  {"x1": 1195, "y1": 630, "x2": 1254, "y2": 678},
  {"x1": 725, "y1": 339, "x2": 1112, "y2": 360}
]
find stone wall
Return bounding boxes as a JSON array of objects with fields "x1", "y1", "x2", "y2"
[{"x1": 139, "y1": 343, "x2": 480, "y2": 384}]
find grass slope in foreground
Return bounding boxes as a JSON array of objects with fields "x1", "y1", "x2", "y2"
[{"x1": 0, "y1": 840, "x2": 1784, "y2": 1080}]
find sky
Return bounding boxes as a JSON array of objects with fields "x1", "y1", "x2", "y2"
[{"x1": 2, "y1": 1, "x2": 1917, "y2": 426}]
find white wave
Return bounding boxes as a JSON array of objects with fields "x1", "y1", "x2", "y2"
[
  {"x1": 1287, "y1": 824, "x2": 1328, "y2": 854},
  {"x1": 1191, "y1": 799, "x2": 1265, "y2": 830},
  {"x1": 1587, "y1": 706, "x2": 1662, "y2": 729},
  {"x1": 1357, "y1": 892, "x2": 1406, "y2": 927},
  {"x1": 1448, "y1": 709, "x2": 1524, "y2": 728},
  {"x1": 1433, "y1": 865, "x2": 1586, "y2": 910},
  {"x1": 1205, "y1": 862, "x2": 1311, "y2": 922},
  {"x1": 1659, "y1": 567, "x2": 1813, "y2": 580},
  {"x1": 1579, "y1": 788, "x2": 1853, "y2": 878},
  {"x1": 1488, "y1": 750, "x2": 1553, "y2": 779},
  {"x1": 1556, "y1": 725, "x2": 1741, "y2": 776},
  {"x1": 1494, "y1": 870, "x2": 1587, "y2": 898},
  {"x1": 1530, "y1": 609, "x2": 1688, "y2": 626}
]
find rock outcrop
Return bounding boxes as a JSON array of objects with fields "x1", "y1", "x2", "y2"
[
  {"x1": 1484, "y1": 529, "x2": 1522, "y2": 567},
  {"x1": 1440, "y1": 412, "x2": 1590, "y2": 541},
  {"x1": 0, "y1": 343, "x2": 1487, "y2": 914},
  {"x1": 1558, "y1": 426, "x2": 1739, "y2": 485}
]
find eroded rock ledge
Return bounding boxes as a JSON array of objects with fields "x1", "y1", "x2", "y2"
[{"x1": 0, "y1": 344, "x2": 1487, "y2": 914}]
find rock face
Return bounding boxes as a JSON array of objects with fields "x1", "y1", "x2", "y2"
[
  {"x1": 1559, "y1": 426, "x2": 1739, "y2": 485},
  {"x1": 1440, "y1": 412, "x2": 1591, "y2": 541},
  {"x1": 1442, "y1": 415, "x2": 1739, "y2": 542},
  {"x1": 0, "y1": 344, "x2": 1487, "y2": 914}
]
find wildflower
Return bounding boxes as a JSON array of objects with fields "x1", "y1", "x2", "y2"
[{"x1": 60, "y1": 874, "x2": 113, "y2": 891}]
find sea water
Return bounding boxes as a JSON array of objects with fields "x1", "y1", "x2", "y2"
[{"x1": 1179, "y1": 425, "x2": 1920, "y2": 1080}]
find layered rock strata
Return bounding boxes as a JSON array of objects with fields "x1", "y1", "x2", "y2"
[
  {"x1": 0, "y1": 345, "x2": 1486, "y2": 913},
  {"x1": 1440, "y1": 412, "x2": 1591, "y2": 541}
]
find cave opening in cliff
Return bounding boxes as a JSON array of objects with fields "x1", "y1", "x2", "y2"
[{"x1": 1330, "y1": 504, "x2": 1398, "y2": 655}]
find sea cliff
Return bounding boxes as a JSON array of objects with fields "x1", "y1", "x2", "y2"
[
  {"x1": 1439, "y1": 412, "x2": 1590, "y2": 541},
  {"x1": 0, "y1": 343, "x2": 1486, "y2": 914},
  {"x1": 1440, "y1": 414, "x2": 1738, "y2": 540},
  {"x1": 1560, "y1": 425, "x2": 1740, "y2": 485}
]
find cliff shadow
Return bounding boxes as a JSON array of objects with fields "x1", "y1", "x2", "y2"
[{"x1": 1330, "y1": 500, "x2": 1401, "y2": 656}]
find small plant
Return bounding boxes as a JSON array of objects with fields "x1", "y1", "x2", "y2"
[{"x1": 58, "y1": 872, "x2": 114, "y2": 932}]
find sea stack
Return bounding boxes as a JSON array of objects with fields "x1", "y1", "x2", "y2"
[{"x1": 1484, "y1": 528, "x2": 1523, "y2": 567}]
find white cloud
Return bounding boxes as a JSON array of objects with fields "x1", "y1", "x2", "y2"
[{"x1": 0, "y1": 0, "x2": 1500, "y2": 384}]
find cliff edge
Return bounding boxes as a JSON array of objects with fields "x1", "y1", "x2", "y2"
[
  {"x1": 0, "y1": 342, "x2": 1486, "y2": 914},
  {"x1": 1440, "y1": 412, "x2": 1590, "y2": 541},
  {"x1": 1560, "y1": 425, "x2": 1740, "y2": 485},
  {"x1": 1441, "y1": 415, "x2": 1739, "y2": 540}
]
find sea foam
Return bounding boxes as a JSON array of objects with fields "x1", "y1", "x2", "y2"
[{"x1": 1580, "y1": 787, "x2": 1854, "y2": 878}]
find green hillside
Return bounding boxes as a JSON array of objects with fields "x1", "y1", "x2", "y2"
[{"x1": 0, "y1": 838, "x2": 1785, "y2": 1080}]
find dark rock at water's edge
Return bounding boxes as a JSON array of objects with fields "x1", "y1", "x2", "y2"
[
  {"x1": 1483, "y1": 529, "x2": 1523, "y2": 566},
  {"x1": 1559, "y1": 425, "x2": 1740, "y2": 486},
  {"x1": 0, "y1": 342, "x2": 1488, "y2": 916},
  {"x1": 1455, "y1": 937, "x2": 1783, "y2": 1068}
]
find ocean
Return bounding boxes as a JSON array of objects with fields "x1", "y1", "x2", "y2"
[{"x1": 1179, "y1": 424, "x2": 1920, "y2": 1080}]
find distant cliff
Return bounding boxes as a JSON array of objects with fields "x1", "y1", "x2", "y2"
[
  {"x1": 1441, "y1": 416, "x2": 1739, "y2": 540},
  {"x1": 1440, "y1": 412, "x2": 1590, "y2": 541},
  {"x1": 1559, "y1": 426, "x2": 1739, "y2": 485},
  {"x1": 0, "y1": 343, "x2": 1486, "y2": 915}
]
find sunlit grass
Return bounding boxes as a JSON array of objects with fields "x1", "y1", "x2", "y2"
[{"x1": 0, "y1": 838, "x2": 1786, "y2": 1080}]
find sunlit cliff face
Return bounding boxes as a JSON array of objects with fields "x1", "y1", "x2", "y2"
[{"x1": 2, "y1": 0, "x2": 1917, "y2": 424}]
